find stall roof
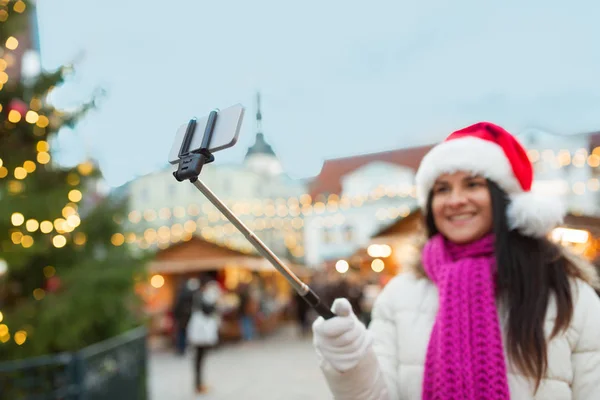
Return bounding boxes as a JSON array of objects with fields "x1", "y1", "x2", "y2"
[
  {"x1": 372, "y1": 207, "x2": 422, "y2": 238},
  {"x1": 148, "y1": 236, "x2": 311, "y2": 276}
]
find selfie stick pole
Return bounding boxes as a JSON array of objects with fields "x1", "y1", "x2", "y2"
[{"x1": 173, "y1": 112, "x2": 335, "y2": 320}]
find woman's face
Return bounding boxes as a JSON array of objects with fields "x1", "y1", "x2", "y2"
[{"x1": 431, "y1": 171, "x2": 493, "y2": 244}]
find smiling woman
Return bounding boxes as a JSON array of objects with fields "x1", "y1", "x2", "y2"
[
  {"x1": 430, "y1": 172, "x2": 492, "y2": 244},
  {"x1": 311, "y1": 122, "x2": 600, "y2": 400}
]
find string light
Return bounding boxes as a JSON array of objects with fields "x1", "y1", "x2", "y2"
[
  {"x1": 73, "y1": 232, "x2": 87, "y2": 245},
  {"x1": 23, "y1": 161, "x2": 36, "y2": 173},
  {"x1": 25, "y1": 110, "x2": 39, "y2": 124},
  {"x1": 53, "y1": 218, "x2": 66, "y2": 233},
  {"x1": 14, "y1": 167, "x2": 27, "y2": 180},
  {"x1": 66, "y1": 214, "x2": 81, "y2": 228},
  {"x1": 14, "y1": 331, "x2": 27, "y2": 346},
  {"x1": 67, "y1": 172, "x2": 80, "y2": 186},
  {"x1": 33, "y1": 289, "x2": 45, "y2": 301},
  {"x1": 0, "y1": 324, "x2": 10, "y2": 343},
  {"x1": 30, "y1": 98, "x2": 42, "y2": 111},
  {"x1": 13, "y1": 0, "x2": 27, "y2": 13},
  {"x1": 21, "y1": 235, "x2": 34, "y2": 248},
  {"x1": 335, "y1": 260, "x2": 349, "y2": 273},
  {"x1": 8, "y1": 110, "x2": 21, "y2": 123},
  {"x1": 68, "y1": 189, "x2": 82, "y2": 202},
  {"x1": 43, "y1": 266, "x2": 56, "y2": 278},
  {"x1": 35, "y1": 115, "x2": 49, "y2": 128},
  {"x1": 36, "y1": 141, "x2": 49, "y2": 152},
  {"x1": 150, "y1": 274, "x2": 165, "y2": 288},
  {"x1": 8, "y1": 180, "x2": 23, "y2": 194},
  {"x1": 52, "y1": 235, "x2": 67, "y2": 248},
  {"x1": 111, "y1": 233, "x2": 125, "y2": 246},
  {"x1": 128, "y1": 210, "x2": 142, "y2": 223},
  {"x1": 371, "y1": 259, "x2": 385, "y2": 272},
  {"x1": 40, "y1": 221, "x2": 53, "y2": 234},
  {"x1": 62, "y1": 205, "x2": 77, "y2": 218},
  {"x1": 11, "y1": 212, "x2": 24, "y2": 226},
  {"x1": 5, "y1": 37, "x2": 18, "y2": 50},
  {"x1": 11, "y1": 232, "x2": 23, "y2": 244},
  {"x1": 77, "y1": 161, "x2": 93, "y2": 176},
  {"x1": 37, "y1": 152, "x2": 50, "y2": 164}
]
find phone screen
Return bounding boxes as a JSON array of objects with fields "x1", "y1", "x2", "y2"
[{"x1": 168, "y1": 103, "x2": 245, "y2": 164}]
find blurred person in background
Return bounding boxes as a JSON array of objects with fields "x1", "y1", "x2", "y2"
[
  {"x1": 312, "y1": 122, "x2": 600, "y2": 399},
  {"x1": 187, "y1": 278, "x2": 223, "y2": 395},
  {"x1": 172, "y1": 278, "x2": 196, "y2": 355},
  {"x1": 238, "y1": 281, "x2": 260, "y2": 341}
]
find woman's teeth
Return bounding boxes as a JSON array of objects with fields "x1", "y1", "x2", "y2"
[{"x1": 449, "y1": 213, "x2": 474, "y2": 221}]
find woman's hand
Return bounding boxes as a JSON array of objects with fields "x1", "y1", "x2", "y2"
[{"x1": 312, "y1": 298, "x2": 372, "y2": 372}]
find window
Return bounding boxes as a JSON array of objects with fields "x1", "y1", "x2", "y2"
[
  {"x1": 343, "y1": 225, "x2": 354, "y2": 242},
  {"x1": 323, "y1": 227, "x2": 334, "y2": 243}
]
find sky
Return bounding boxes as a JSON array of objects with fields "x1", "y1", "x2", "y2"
[{"x1": 36, "y1": 0, "x2": 600, "y2": 188}]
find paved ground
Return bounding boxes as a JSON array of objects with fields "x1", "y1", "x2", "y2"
[{"x1": 149, "y1": 323, "x2": 332, "y2": 400}]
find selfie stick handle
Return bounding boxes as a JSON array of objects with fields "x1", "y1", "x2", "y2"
[{"x1": 173, "y1": 113, "x2": 334, "y2": 320}]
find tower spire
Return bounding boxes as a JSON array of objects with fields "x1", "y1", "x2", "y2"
[
  {"x1": 256, "y1": 92, "x2": 263, "y2": 135},
  {"x1": 244, "y1": 91, "x2": 283, "y2": 175}
]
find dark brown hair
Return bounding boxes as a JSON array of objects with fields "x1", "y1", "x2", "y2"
[{"x1": 424, "y1": 180, "x2": 590, "y2": 390}]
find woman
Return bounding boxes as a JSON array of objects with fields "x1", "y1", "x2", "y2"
[
  {"x1": 186, "y1": 278, "x2": 222, "y2": 394},
  {"x1": 312, "y1": 122, "x2": 600, "y2": 399}
]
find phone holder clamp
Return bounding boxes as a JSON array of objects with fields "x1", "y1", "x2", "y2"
[{"x1": 173, "y1": 110, "x2": 218, "y2": 182}]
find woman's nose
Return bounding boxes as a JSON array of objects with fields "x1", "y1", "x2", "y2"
[{"x1": 446, "y1": 189, "x2": 468, "y2": 206}]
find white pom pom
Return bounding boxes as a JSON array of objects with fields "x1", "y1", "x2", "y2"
[{"x1": 507, "y1": 192, "x2": 566, "y2": 237}]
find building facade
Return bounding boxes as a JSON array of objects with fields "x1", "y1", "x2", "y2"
[
  {"x1": 126, "y1": 93, "x2": 308, "y2": 261},
  {"x1": 305, "y1": 127, "x2": 600, "y2": 270},
  {"x1": 304, "y1": 161, "x2": 418, "y2": 266},
  {"x1": 517, "y1": 128, "x2": 600, "y2": 215}
]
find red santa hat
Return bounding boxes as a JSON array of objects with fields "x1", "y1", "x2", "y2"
[{"x1": 415, "y1": 122, "x2": 565, "y2": 237}]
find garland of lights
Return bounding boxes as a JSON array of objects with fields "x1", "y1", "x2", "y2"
[{"x1": 125, "y1": 145, "x2": 600, "y2": 228}]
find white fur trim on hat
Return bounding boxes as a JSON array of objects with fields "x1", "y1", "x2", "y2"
[
  {"x1": 415, "y1": 136, "x2": 523, "y2": 207},
  {"x1": 507, "y1": 191, "x2": 566, "y2": 237},
  {"x1": 415, "y1": 136, "x2": 566, "y2": 237}
]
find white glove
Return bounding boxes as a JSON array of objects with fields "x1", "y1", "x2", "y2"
[{"x1": 312, "y1": 298, "x2": 373, "y2": 373}]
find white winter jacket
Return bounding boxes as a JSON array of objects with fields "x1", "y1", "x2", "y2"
[
  {"x1": 186, "y1": 284, "x2": 222, "y2": 347},
  {"x1": 320, "y1": 271, "x2": 600, "y2": 399}
]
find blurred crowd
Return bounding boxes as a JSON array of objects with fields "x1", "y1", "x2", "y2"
[{"x1": 166, "y1": 270, "x2": 384, "y2": 353}]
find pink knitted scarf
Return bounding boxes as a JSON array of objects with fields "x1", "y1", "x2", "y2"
[{"x1": 421, "y1": 233, "x2": 510, "y2": 400}]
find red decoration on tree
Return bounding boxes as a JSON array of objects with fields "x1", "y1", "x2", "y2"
[
  {"x1": 46, "y1": 276, "x2": 62, "y2": 293},
  {"x1": 8, "y1": 98, "x2": 28, "y2": 115}
]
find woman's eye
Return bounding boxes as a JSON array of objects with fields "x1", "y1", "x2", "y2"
[
  {"x1": 433, "y1": 186, "x2": 448, "y2": 194},
  {"x1": 467, "y1": 181, "x2": 484, "y2": 188}
]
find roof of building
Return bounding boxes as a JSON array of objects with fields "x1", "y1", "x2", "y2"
[
  {"x1": 308, "y1": 145, "x2": 434, "y2": 198},
  {"x1": 589, "y1": 132, "x2": 600, "y2": 150},
  {"x1": 372, "y1": 207, "x2": 423, "y2": 238},
  {"x1": 245, "y1": 132, "x2": 277, "y2": 158}
]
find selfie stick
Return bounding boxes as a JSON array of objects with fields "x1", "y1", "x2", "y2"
[{"x1": 172, "y1": 111, "x2": 335, "y2": 320}]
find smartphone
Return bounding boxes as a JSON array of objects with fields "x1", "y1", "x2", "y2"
[{"x1": 168, "y1": 103, "x2": 245, "y2": 164}]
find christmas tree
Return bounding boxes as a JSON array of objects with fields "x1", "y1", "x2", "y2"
[{"x1": 0, "y1": 0, "x2": 146, "y2": 361}]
